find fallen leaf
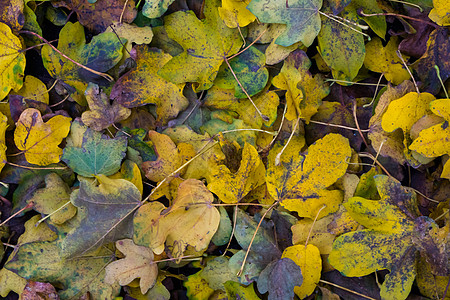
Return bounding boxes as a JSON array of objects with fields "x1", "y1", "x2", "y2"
[
  {"x1": 317, "y1": 7, "x2": 365, "y2": 82},
  {"x1": 0, "y1": 111, "x2": 7, "y2": 173},
  {"x1": 62, "y1": 126, "x2": 127, "y2": 177},
  {"x1": 157, "y1": 0, "x2": 243, "y2": 91},
  {"x1": 218, "y1": 0, "x2": 256, "y2": 28},
  {"x1": 142, "y1": 0, "x2": 175, "y2": 18},
  {"x1": 60, "y1": 175, "x2": 141, "y2": 258},
  {"x1": 42, "y1": 22, "x2": 124, "y2": 105},
  {"x1": 282, "y1": 244, "x2": 322, "y2": 299},
  {"x1": 207, "y1": 142, "x2": 265, "y2": 203},
  {"x1": 6, "y1": 240, "x2": 120, "y2": 299},
  {"x1": 81, "y1": 83, "x2": 131, "y2": 131},
  {"x1": 272, "y1": 50, "x2": 329, "y2": 122},
  {"x1": 51, "y1": 0, "x2": 137, "y2": 33},
  {"x1": 215, "y1": 46, "x2": 268, "y2": 98},
  {"x1": 111, "y1": 46, "x2": 188, "y2": 125},
  {"x1": 247, "y1": 0, "x2": 322, "y2": 47},
  {"x1": 14, "y1": 108, "x2": 71, "y2": 166},
  {"x1": 0, "y1": 0, "x2": 24, "y2": 33},
  {"x1": 105, "y1": 239, "x2": 158, "y2": 294},
  {"x1": 21, "y1": 281, "x2": 59, "y2": 300},
  {"x1": 134, "y1": 179, "x2": 220, "y2": 258},
  {"x1": 410, "y1": 99, "x2": 450, "y2": 179},
  {"x1": 224, "y1": 281, "x2": 260, "y2": 300},
  {"x1": 266, "y1": 133, "x2": 351, "y2": 218},
  {"x1": 28, "y1": 173, "x2": 76, "y2": 225},
  {"x1": 257, "y1": 257, "x2": 303, "y2": 300},
  {"x1": 184, "y1": 271, "x2": 215, "y2": 299},
  {"x1": 0, "y1": 21, "x2": 25, "y2": 100},
  {"x1": 13, "y1": 75, "x2": 49, "y2": 104},
  {"x1": 364, "y1": 37, "x2": 410, "y2": 85},
  {"x1": 429, "y1": 0, "x2": 450, "y2": 26}
]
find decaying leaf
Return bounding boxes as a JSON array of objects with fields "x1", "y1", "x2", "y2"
[
  {"x1": 134, "y1": 179, "x2": 220, "y2": 258},
  {"x1": 14, "y1": 108, "x2": 71, "y2": 166},
  {"x1": 105, "y1": 239, "x2": 158, "y2": 294},
  {"x1": 266, "y1": 133, "x2": 351, "y2": 218}
]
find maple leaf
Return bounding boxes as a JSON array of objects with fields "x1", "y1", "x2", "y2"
[
  {"x1": 62, "y1": 125, "x2": 127, "y2": 177},
  {"x1": 266, "y1": 133, "x2": 351, "y2": 219},
  {"x1": 42, "y1": 22, "x2": 124, "y2": 104},
  {"x1": 28, "y1": 173, "x2": 76, "y2": 225},
  {"x1": 105, "y1": 239, "x2": 158, "y2": 294},
  {"x1": 329, "y1": 175, "x2": 447, "y2": 299},
  {"x1": 157, "y1": 0, "x2": 243, "y2": 91},
  {"x1": 429, "y1": 0, "x2": 450, "y2": 26},
  {"x1": 110, "y1": 46, "x2": 188, "y2": 125},
  {"x1": 0, "y1": 111, "x2": 7, "y2": 174},
  {"x1": 207, "y1": 142, "x2": 266, "y2": 203},
  {"x1": 272, "y1": 50, "x2": 329, "y2": 122},
  {"x1": 364, "y1": 37, "x2": 410, "y2": 85},
  {"x1": 81, "y1": 83, "x2": 131, "y2": 131},
  {"x1": 410, "y1": 99, "x2": 450, "y2": 179},
  {"x1": 247, "y1": 0, "x2": 322, "y2": 47},
  {"x1": 134, "y1": 179, "x2": 220, "y2": 259},
  {"x1": 14, "y1": 108, "x2": 71, "y2": 166},
  {"x1": 59, "y1": 175, "x2": 141, "y2": 258},
  {"x1": 6, "y1": 240, "x2": 120, "y2": 299},
  {"x1": 0, "y1": 0, "x2": 24, "y2": 33},
  {"x1": 0, "y1": 22, "x2": 25, "y2": 100}
]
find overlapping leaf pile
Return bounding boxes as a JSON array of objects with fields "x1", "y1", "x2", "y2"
[{"x1": 0, "y1": 0, "x2": 449, "y2": 299}]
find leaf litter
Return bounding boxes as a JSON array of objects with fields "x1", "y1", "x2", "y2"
[{"x1": 0, "y1": 0, "x2": 449, "y2": 299}]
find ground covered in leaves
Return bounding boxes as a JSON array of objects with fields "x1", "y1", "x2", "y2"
[{"x1": 0, "y1": 0, "x2": 449, "y2": 299}]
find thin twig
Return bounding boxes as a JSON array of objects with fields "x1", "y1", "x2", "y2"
[
  {"x1": 237, "y1": 201, "x2": 278, "y2": 276},
  {"x1": 223, "y1": 56, "x2": 268, "y2": 122},
  {"x1": 309, "y1": 120, "x2": 370, "y2": 132},
  {"x1": 228, "y1": 28, "x2": 268, "y2": 60},
  {"x1": 4, "y1": 161, "x2": 68, "y2": 170},
  {"x1": 352, "y1": 100, "x2": 369, "y2": 148},
  {"x1": 396, "y1": 50, "x2": 419, "y2": 94},
  {"x1": 0, "y1": 202, "x2": 34, "y2": 227},
  {"x1": 358, "y1": 10, "x2": 439, "y2": 28},
  {"x1": 305, "y1": 205, "x2": 326, "y2": 246},
  {"x1": 319, "y1": 280, "x2": 377, "y2": 300}
]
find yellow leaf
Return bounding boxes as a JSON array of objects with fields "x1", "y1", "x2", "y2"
[
  {"x1": 0, "y1": 111, "x2": 7, "y2": 173},
  {"x1": 429, "y1": 0, "x2": 450, "y2": 26},
  {"x1": 13, "y1": 75, "x2": 49, "y2": 104},
  {"x1": 291, "y1": 214, "x2": 336, "y2": 254},
  {"x1": 364, "y1": 37, "x2": 410, "y2": 85},
  {"x1": 410, "y1": 99, "x2": 450, "y2": 179},
  {"x1": 416, "y1": 256, "x2": 450, "y2": 299},
  {"x1": 218, "y1": 0, "x2": 256, "y2": 28},
  {"x1": 163, "y1": 125, "x2": 225, "y2": 182},
  {"x1": 381, "y1": 92, "x2": 435, "y2": 133},
  {"x1": 142, "y1": 131, "x2": 182, "y2": 182},
  {"x1": 184, "y1": 271, "x2": 214, "y2": 300},
  {"x1": 14, "y1": 108, "x2": 71, "y2": 165},
  {"x1": 282, "y1": 244, "x2": 322, "y2": 299},
  {"x1": 272, "y1": 51, "x2": 329, "y2": 122},
  {"x1": 134, "y1": 179, "x2": 220, "y2": 258},
  {"x1": 109, "y1": 160, "x2": 144, "y2": 196},
  {"x1": 105, "y1": 239, "x2": 158, "y2": 294},
  {"x1": 266, "y1": 133, "x2": 351, "y2": 218},
  {"x1": 0, "y1": 22, "x2": 25, "y2": 100},
  {"x1": 207, "y1": 143, "x2": 265, "y2": 203}
]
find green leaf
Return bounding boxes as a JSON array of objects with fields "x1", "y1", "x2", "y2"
[
  {"x1": 59, "y1": 175, "x2": 141, "y2": 258},
  {"x1": 317, "y1": 7, "x2": 365, "y2": 82},
  {"x1": 247, "y1": 0, "x2": 322, "y2": 47},
  {"x1": 41, "y1": 22, "x2": 124, "y2": 104},
  {"x1": 62, "y1": 126, "x2": 127, "y2": 177},
  {"x1": 142, "y1": 0, "x2": 175, "y2": 18},
  {"x1": 215, "y1": 46, "x2": 269, "y2": 98},
  {"x1": 6, "y1": 241, "x2": 120, "y2": 300}
]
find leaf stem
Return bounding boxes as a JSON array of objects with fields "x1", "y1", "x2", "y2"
[
  {"x1": 435, "y1": 65, "x2": 449, "y2": 99},
  {"x1": 358, "y1": 10, "x2": 439, "y2": 28},
  {"x1": 227, "y1": 28, "x2": 268, "y2": 60},
  {"x1": 0, "y1": 201, "x2": 34, "y2": 227},
  {"x1": 319, "y1": 280, "x2": 377, "y2": 300}
]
